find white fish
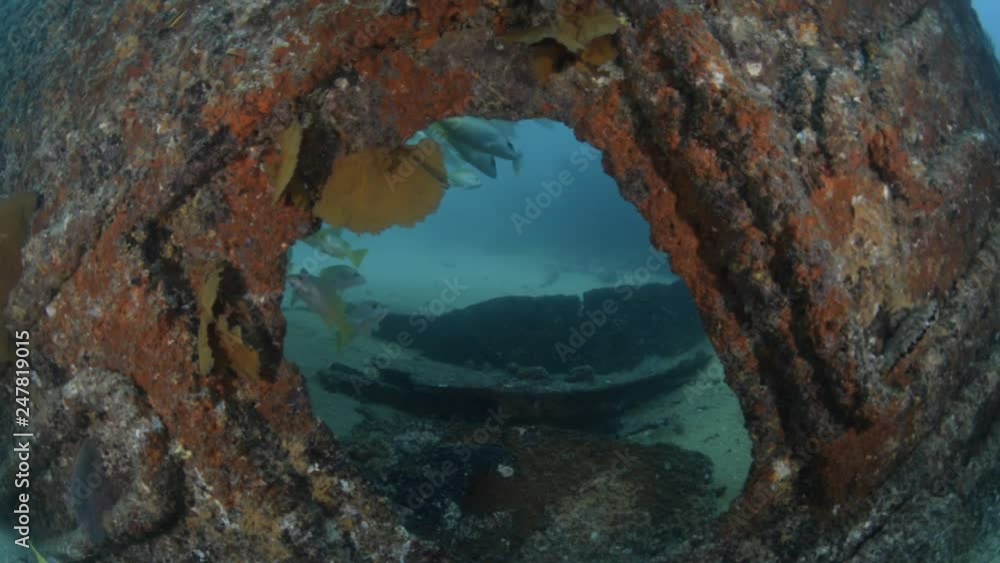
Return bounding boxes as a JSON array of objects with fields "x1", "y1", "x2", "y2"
[
  {"x1": 404, "y1": 132, "x2": 462, "y2": 186},
  {"x1": 438, "y1": 117, "x2": 523, "y2": 175},
  {"x1": 449, "y1": 140, "x2": 498, "y2": 178},
  {"x1": 445, "y1": 143, "x2": 497, "y2": 178},
  {"x1": 305, "y1": 228, "x2": 369, "y2": 268},
  {"x1": 440, "y1": 140, "x2": 468, "y2": 169},
  {"x1": 439, "y1": 117, "x2": 520, "y2": 160},
  {"x1": 488, "y1": 119, "x2": 518, "y2": 140},
  {"x1": 407, "y1": 130, "x2": 428, "y2": 146},
  {"x1": 427, "y1": 123, "x2": 498, "y2": 178},
  {"x1": 448, "y1": 167, "x2": 483, "y2": 189},
  {"x1": 417, "y1": 130, "x2": 468, "y2": 173},
  {"x1": 487, "y1": 119, "x2": 524, "y2": 175}
]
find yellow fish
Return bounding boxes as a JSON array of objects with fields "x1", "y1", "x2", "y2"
[{"x1": 287, "y1": 269, "x2": 357, "y2": 351}]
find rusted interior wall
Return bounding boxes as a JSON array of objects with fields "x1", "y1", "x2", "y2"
[{"x1": 2, "y1": 0, "x2": 1000, "y2": 561}]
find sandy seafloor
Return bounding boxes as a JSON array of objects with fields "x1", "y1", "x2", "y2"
[{"x1": 283, "y1": 242, "x2": 753, "y2": 514}]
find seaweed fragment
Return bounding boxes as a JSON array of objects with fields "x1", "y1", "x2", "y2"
[
  {"x1": 266, "y1": 120, "x2": 303, "y2": 203},
  {"x1": 313, "y1": 140, "x2": 447, "y2": 234},
  {"x1": 197, "y1": 263, "x2": 223, "y2": 375},
  {"x1": 215, "y1": 316, "x2": 261, "y2": 381},
  {"x1": 196, "y1": 262, "x2": 263, "y2": 380}
]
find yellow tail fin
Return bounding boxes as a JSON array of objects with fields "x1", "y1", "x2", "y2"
[
  {"x1": 336, "y1": 324, "x2": 357, "y2": 352},
  {"x1": 29, "y1": 541, "x2": 48, "y2": 563},
  {"x1": 321, "y1": 293, "x2": 348, "y2": 328},
  {"x1": 320, "y1": 293, "x2": 358, "y2": 352},
  {"x1": 350, "y1": 248, "x2": 369, "y2": 268}
]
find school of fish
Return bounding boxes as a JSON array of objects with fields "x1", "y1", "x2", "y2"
[
  {"x1": 290, "y1": 118, "x2": 526, "y2": 350},
  {"x1": 289, "y1": 228, "x2": 385, "y2": 351},
  {"x1": 414, "y1": 117, "x2": 525, "y2": 189}
]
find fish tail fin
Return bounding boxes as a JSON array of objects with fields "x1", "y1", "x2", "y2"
[
  {"x1": 350, "y1": 248, "x2": 369, "y2": 268},
  {"x1": 320, "y1": 293, "x2": 347, "y2": 328},
  {"x1": 29, "y1": 541, "x2": 48, "y2": 563},
  {"x1": 320, "y1": 294, "x2": 358, "y2": 351},
  {"x1": 428, "y1": 123, "x2": 450, "y2": 144},
  {"x1": 336, "y1": 324, "x2": 357, "y2": 352}
]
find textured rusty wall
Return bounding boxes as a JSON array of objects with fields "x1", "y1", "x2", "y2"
[{"x1": 2, "y1": 0, "x2": 1000, "y2": 561}]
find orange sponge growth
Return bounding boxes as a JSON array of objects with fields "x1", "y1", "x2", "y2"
[
  {"x1": 197, "y1": 262, "x2": 224, "y2": 376},
  {"x1": 314, "y1": 139, "x2": 447, "y2": 234}
]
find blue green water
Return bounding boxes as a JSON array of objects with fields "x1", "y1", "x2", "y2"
[
  {"x1": 974, "y1": 0, "x2": 1000, "y2": 55},
  {"x1": 286, "y1": 119, "x2": 672, "y2": 308}
]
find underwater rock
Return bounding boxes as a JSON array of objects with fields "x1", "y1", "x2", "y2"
[
  {"x1": 376, "y1": 282, "x2": 707, "y2": 373},
  {"x1": 318, "y1": 348, "x2": 710, "y2": 429},
  {"x1": 0, "y1": 192, "x2": 37, "y2": 362},
  {"x1": 567, "y1": 365, "x2": 596, "y2": 383},
  {"x1": 514, "y1": 365, "x2": 549, "y2": 381},
  {"x1": 265, "y1": 119, "x2": 303, "y2": 203},
  {"x1": 3, "y1": 0, "x2": 1000, "y2": 560},
  {"x1": 18, "y1": 367, "x2": 182, "y2": 561},
  {"x1": 347, "y1": 418, "x2": 717, "y2": 563}
]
